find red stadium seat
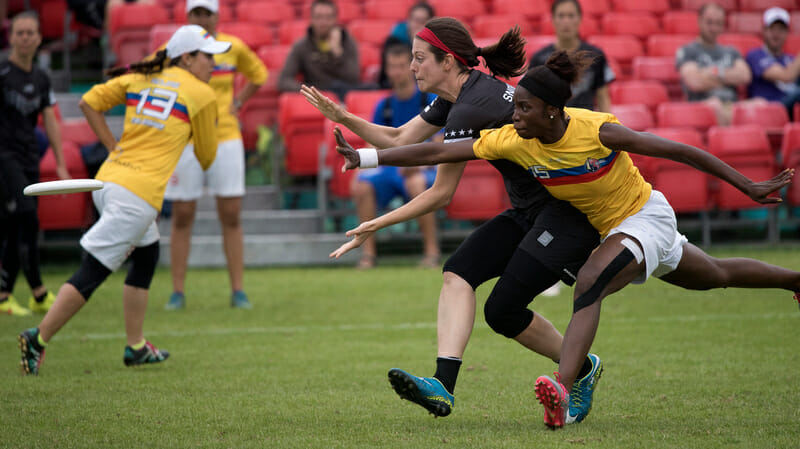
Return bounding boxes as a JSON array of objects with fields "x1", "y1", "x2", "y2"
[
  {"x1": 707, "y1": 125, "x2": 775, "y2": 210},
  {"x1": 662, "y1": 11, "x2": 699, "y2": 35},
  {"x1": 780, "y1": 123, "x2": 800, "y2": 204},
  {"x1": 784, "y1": 35, "x2": 800, "y2": 55},
  {"x1": 738, "y1": 0, "x2": 796, "y2": 11},
  {"x1": 359, "y1": 43, "x2": 381, "y2": 83},
  {"x1": 348, "y1": 19, "x2": 397, "y2": 46},
  {"x1": 278, "y1": 92, "x2": 333, "y2": 176},
  {"x1": 580, "y1": 0, "x2": 611, "y2": 17},
  {"x1": 718, "y1": 33, "x2": 761, "y2": 57},
  {"x1": 109, "y1": 3, "x2": 171, "y2": 67},
  {"x1": 586, "y1": 35, "x2": 644, "y2": 79},
  {"x1": 731, "y1": 102, "x2": 789, "y2": 135},
  {"x1": 279, "y1": 20, "x2": 310, "y2": 45},
  {"x1": 609, "y1": 80, "x2": 669, "y2": 113},
  {"x1": 217, "y1": 22, "x2": 275, "y2": 49},
  {"x1": 39, "y1": 0, "x2": 79, "y2": 40},
  {"x1": 473, "y1": 16, "x2": 533, "y2": 39},
  {"x1": 643, "y1": 127, "x2": 710, "y2": 213},
  {"x1": 235, "y1": 1, "x2": 295, "y2": 25},
  {"x1": 612, "y1": 0, "x2": 669, "y2": 14},
  {"x1": 632, "y1": 56, "x2": 682, "y2": 100},
  {"x1": 363, "y1": 0, "x2": 410, "y2": 21},
  {"x1": 344, "y1": 89, "x2": 392, "y2": 117},
  {"x1": 646, "y1": 34, "x2": 694, "y2": 57},
  {"x1": 445, "y1": 160, "x2": 509, "y2": 221},
  {"x1": 681, "y1": 0, "x2": 737, "y2": 11},
  {"x1": 60, "y1": 119, "x2": 98, "y2": 148},
  {"x1": 728, "y1": 12, "x2": 763, "y2": 35},
  {"x1": 234, "y1": 44, "x2": 292, "y2": 144},
  {"x1": 600, "y1": 13, "x2": 660, "y2": 40},
  {"x1": 524, "y1": 35, "x2": 557, "y2": 62},
  {"x1": 656, "y1": 102, "x2": 718, "y2": 132},
  {"x1": 492, "y1": 0, "x2": 548, "y2": 19},
  {"x1": 149, "y1": 24, "x2": 180, "y2": 53},
  {"x1": 539, "y1": 16, "x2": 599, "y2": 39},
  {"x1": 792, "y1": 12, "x2": 800, "y2": 34},
  {"x1": 321, "y1": 118, "x2": 368, "y2": 198},
  {"x1": 610, "y1": 103, "x2": 655, "y2": 131},
  {"x1": 38, "y1": 142, "x2": 93, "y2": 231}
]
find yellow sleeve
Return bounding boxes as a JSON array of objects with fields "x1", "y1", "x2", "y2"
[
  {"x1": 235, "y1": 41, "x2": 268, "y2": 85},
  {"x1": 473, "y1": 125, "x2": 519, "y2": 161},
  {"x1": 82, "y1": 76, "x2": 129, "y2": 112},
  {"x1": 191, "y1": 100, "x2": 219, "y2": 170}
]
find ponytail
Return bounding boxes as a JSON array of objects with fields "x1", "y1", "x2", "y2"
[
  {"x1": 477, "y1": 26, "x2": 527, "y2": 80},
  {"x1": 105, "y1": 50, "x2": 183, "y2": 79}
]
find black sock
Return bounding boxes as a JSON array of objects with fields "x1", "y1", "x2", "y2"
[
  {"x1": 577, "y1": 355, "x2": 593, "y2": 379},
  {"x1": 433, "y1": 357, "x2": 462, "y2": 394},
  {"x1": 34, "y1": 291, "x2": 48, "y2": 303}
]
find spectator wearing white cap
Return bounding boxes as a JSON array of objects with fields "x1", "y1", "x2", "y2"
[
  {"x1": 162, "y1": 0, "x2": 268, "y2": 311},
  {"x1": 745, "y1": 7, "x2": 800, "y2": 117}
]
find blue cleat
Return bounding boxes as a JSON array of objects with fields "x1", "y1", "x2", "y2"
[
  {"x1": 124, "y1": 341, "x2": 169, "y2": 367},
  {"x1": 388, "y1": 368, "x2": 454, "y2": 417},
  {"x1": 165, "y1": 292, "x2": 185, "y2": 311},
  {"x1": 566, "y1": 353, "x2": 603, "y2": 424},
  {"x1": 231, "y1": 291, "x2": 252, "y2": 309}
]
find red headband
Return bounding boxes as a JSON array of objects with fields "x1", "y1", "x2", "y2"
[{"x1": 416, "y1": 27, "x2": 470, "y2": 67}]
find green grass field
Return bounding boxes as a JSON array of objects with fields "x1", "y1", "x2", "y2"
[{"x1": 2, "y1": 246, "x2": 799, "y2": 448}]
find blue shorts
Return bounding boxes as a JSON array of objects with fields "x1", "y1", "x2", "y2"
[{"x1": 356, "y1": 166, "x2": 436, "y2": 210}]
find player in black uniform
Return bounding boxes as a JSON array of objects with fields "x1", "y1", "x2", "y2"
[
  {"x1": 302, "y1": 18, "x2": 602, "y2": 423},
  {"x1": 0, "y1": 11, "x2": 70, "y2": 317}
]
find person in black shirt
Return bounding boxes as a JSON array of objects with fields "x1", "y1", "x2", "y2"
[
  {"x1": 303, "y1": 18, "x2": 602, "y2": 423},
  {"x1": 0, "y1": 12, "x2": 70, "y2": 317},
  {"x1": 529, "y1": 0, "x2": 614, "y2": 112}
]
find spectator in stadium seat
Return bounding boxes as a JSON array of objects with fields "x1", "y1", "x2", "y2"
[
  {"x1": 530, "y1": 0, "x2": 614, "y2": 113},
  {"x1": 162, "y1": 0, "x2": 267, "y2": 311},
  {"x1": 676, "y1": 2, "x2": 763, "y2": 125},
  {"x1": 352, "y1": 39, "x2": 440, "y2": 269},
  {"x1": 745, "y1": 7, "x2": 800, "y2": 118},
  {"x1": 278, "y1": 0, "x2": 360, "y2": 101},
  {"x1": 0, "y1": 12, "x2": 70, "y2": 317},
  {"x1": 379, "y1": 2, "x2": 436, "y2": 88}
]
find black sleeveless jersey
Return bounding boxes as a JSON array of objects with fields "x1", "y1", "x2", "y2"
[
  {"x1": 419, "y1": 70, "x2": 553, "y2": 211},
  {"x1": 0, "y1": 60, "x2": 55, "y2": 166}
]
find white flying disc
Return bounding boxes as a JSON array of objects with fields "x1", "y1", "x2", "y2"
[{"x1": 24, "y1": 179, "x2": 104, "y2": 196}]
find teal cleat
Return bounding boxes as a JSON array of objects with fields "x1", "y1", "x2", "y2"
[
  {"x1": 123, "y1": 341, "x2": 169, "y2": 367},
  {"x1": 231, "y1": 290, "x2": 252, "y2": 309},
  {"x1": 566, "y1": 353, "x2": 603, "y2": 424},
  {"x1": 388, "y1": 368, "x2": 454, "y2": 417},
  {"x1": 164, "y1": 292, "x2": 185, "y2": 311},
  {"x1": 18, "y1": 328, "x2": 45, "y2": 376}
]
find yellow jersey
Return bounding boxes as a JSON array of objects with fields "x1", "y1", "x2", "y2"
[
  {"x1": 157, "y1": 32, "x2": 268, "y2": 142},
  {"x1": 82, "y1": 66, "x2": 218, "y2": 211},
  {"x1": 473, "y1": 108, "x2": 651, "y2": 237}
]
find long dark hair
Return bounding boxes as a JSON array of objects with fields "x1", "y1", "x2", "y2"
[
  {"x1": 522, "y1": 50, "x2": 594, "y2": 109},
  {"x1": 105, "y1": 50, "x2": 190, "y2": 78},
  {"x1": 421, "y1": 17, "x2": 527, "y2": 80}
]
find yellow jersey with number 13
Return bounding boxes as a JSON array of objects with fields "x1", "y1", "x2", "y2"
[
  {"x1": 82, "y1": 66, "x2": 218, "y2": 211},
  {"x1": 473, "y1": 107, "x2": 651, "y2": 237}
]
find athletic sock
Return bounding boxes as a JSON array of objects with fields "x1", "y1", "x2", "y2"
[
  {"x1": 131, "y1": 339, "x2": 147, "y2": 351},
  {"x1": 34, "y1": 291, "x2": 48, "y2": 303},
  {"x1": 577, "y1": 355, "x2": 593, "y2": 379},
  {"x1": 36, "y1": 331, "x2": 47, "y2": 349},
  {"x1": 433, "y1": 356, "x2": 462, "y2": 394}
]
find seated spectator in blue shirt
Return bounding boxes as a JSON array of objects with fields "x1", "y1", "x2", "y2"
[
  {"x1": 745, "y1": 7, "x2": 800, "y2": 117},
  {"x1": 352, "y1": 40, "x2": 440, "y2": 269}
]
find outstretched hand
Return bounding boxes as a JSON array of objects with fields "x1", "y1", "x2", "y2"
[
  {"x1": 746, "y1": 168, "x2": 794, "y2": 204},
  {"x1": 334, "y1": 127, "x2": 361, "y2": 173},
  {"x1": 300, "y1": 84, "x2": 347, "y2": 122},
  {"x1": 329, "y1": 220, "x2": 379, "y2": 259}
]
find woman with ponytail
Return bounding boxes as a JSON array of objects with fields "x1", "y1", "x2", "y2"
[
  {"x1": 304, "y1": 18, "x2": 604, "y2": 422},
  {"x1": 334, "y1": 50, "x2": 800, "y2": 429},
  {"x1": 18, "y1": 25, "x2": 231, "y2": 376}
]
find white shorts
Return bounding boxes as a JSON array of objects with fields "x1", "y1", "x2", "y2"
[
  {"x1": 80, "y1": 182, "x2": 160, "y2": 271},
  {"x1": 605, "y1": 189, "x2": 688, "y2": 284},
  {"x1": 164, "y1": 138, "x2": 245, "y2": 200}
]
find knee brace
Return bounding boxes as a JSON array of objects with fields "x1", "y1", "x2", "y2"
[
  {"x1": 573, "y1": 248, "x2": 635, "y2": 313},
  {"x1": 67, "y1": 253, "x2": 112, "y2": 300},
  {"x1": 125, "y1": 242, "x2": 159, "y2": 289},
  {"x1": 484, "y1": 250, "x2": 560, "y2": 338}
]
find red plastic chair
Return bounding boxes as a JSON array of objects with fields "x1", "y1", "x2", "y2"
[
  {"x1": 148, "y1": 24, "x2": 180, "y2": 53},
  {"x1": 279, "y1": 20, "x2": 310, "y2": 45},
  {"x1": 718, "y1": 33, "x2": 761, "y2": 57},
  {"x1": 609, "y1": 81, "x2": 669, "y2": 113},
  {"x1": 492, "y1": 0, "x2": 548, "y2": 19},
  {"x1": 60, "y1": 119, "x2": 98, "y2": 148},
  {"x1": 731, "y1": 102, "x2": 789, "y2": 153},
  {"x1": 646, "y1": 34, "x2": 694, "y2": 57},
  {"x1": 235, "y1": 1, "x2": 295, "y2": 25},
  {"x1": 344, "y1": 90, "x2": 392, "y2": 117},
  {"x1": 278, "y1": 92, "x2": 333, "y2": 176},
  {"x1": 600, "y1": 13, "x2": 660, "y2": 39},
  {"x1": 586, "y1": 35, "x2": 644, "y2": 79},
  {"x1": 445, "y1": 160, "x2": 509, "y2": 221},
  {"x1": 109, "y1": 3, "x2": 171, "y2": 67},
  {"x1": 643, "y1": 127, "x2": 710, "y2": 213},
  {"x1": 359, "y1": 43, "x2": 381, "y2": 83},
  {"x1": 738, "y1": 0, "x2": 796, "y2": 11},
  {"x1": 38, "y1": 142, "x2": 93, "y2": 231},
  {"x1": 707, "y1": 125, "x2": 776, "y2": 210},
  {"x1": 780, "y1": 123, "x2": 800, "y2": 204},
  {"x1": 321, "y1": 118, "x2": 368, "y2": 198},
  {"x1": 348, "y1": 19, "x2": 397, "y2": 46},
  {"x1": 611, "y1": 0, "x2": 669, "y2": 14},
  {"x1": 662, "y1": 11, "x2": 699, "y2": 35},
  {"x1": 632, "y1": 56, "x2": 682, "y2": 100},
  {"x1": 784, "y1": 35, "x2": 800, "y2": 55},
  {"x1": 680, "y1": 0, "x2": 737, "y2": 11},
  {"x1": 473, "y1": 16, "x2": 533, "y2": 39},
  {"x1": 363, "y1": 0, "x2": 410, "y2": 21},
  {"x1": 431, "y1": 0, "x2": 486, "y2": 24},
  {"x1": 524, "y1": 35, "x2": 557, "y2": 62},
  {"x1": 656, "y1": 101, "x2": 718, "y2": 133},
  {"x1": 217, "y1": 22, "x2": 275, "y2": 49},
  {"x1": 580, "y1": 0, "x2": 611, "y2": 17},
  {"x1": 728, "y1": 12, "x2": 763, "y2": 35},
  {"x1": 610, "y1": 103, "x2": 655, "y2": 131}
]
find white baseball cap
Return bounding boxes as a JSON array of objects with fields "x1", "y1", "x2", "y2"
[
  {"x1": 166, "y1": 25, "x2": 231, "y2": 58},
  {"x1": 186, "y1": 0, "x2": 218, "y2": 13},
  {"x1": 763, "y1": 7, "x2": 790, "y2": 26}
]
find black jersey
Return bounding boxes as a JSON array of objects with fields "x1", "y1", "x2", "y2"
[
  {"x1": 419, "y1": 70, "x2": 552, "y2": 211},
  {"x1": 0, "y1": 60, "x2": 56, "y2": 167},
  {"x1": 530, "y1": 42, "x2": 615, "y2": 110}
]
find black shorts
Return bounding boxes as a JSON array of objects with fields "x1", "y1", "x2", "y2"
[
  {"x1": 0, "y1": 155, "x2": 38, "y2": 219},
  {"x1": 443, "y1": 200, "x2": 599, "y2": 289}
]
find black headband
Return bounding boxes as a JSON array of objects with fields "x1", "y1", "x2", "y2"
[{"x1": 517, "y1": 67, "x2": 568, "y2": 109}]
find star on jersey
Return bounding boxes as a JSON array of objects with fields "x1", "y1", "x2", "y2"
[{"x1": 445, "y1": 129, "x2": 475, "y2": 138}]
